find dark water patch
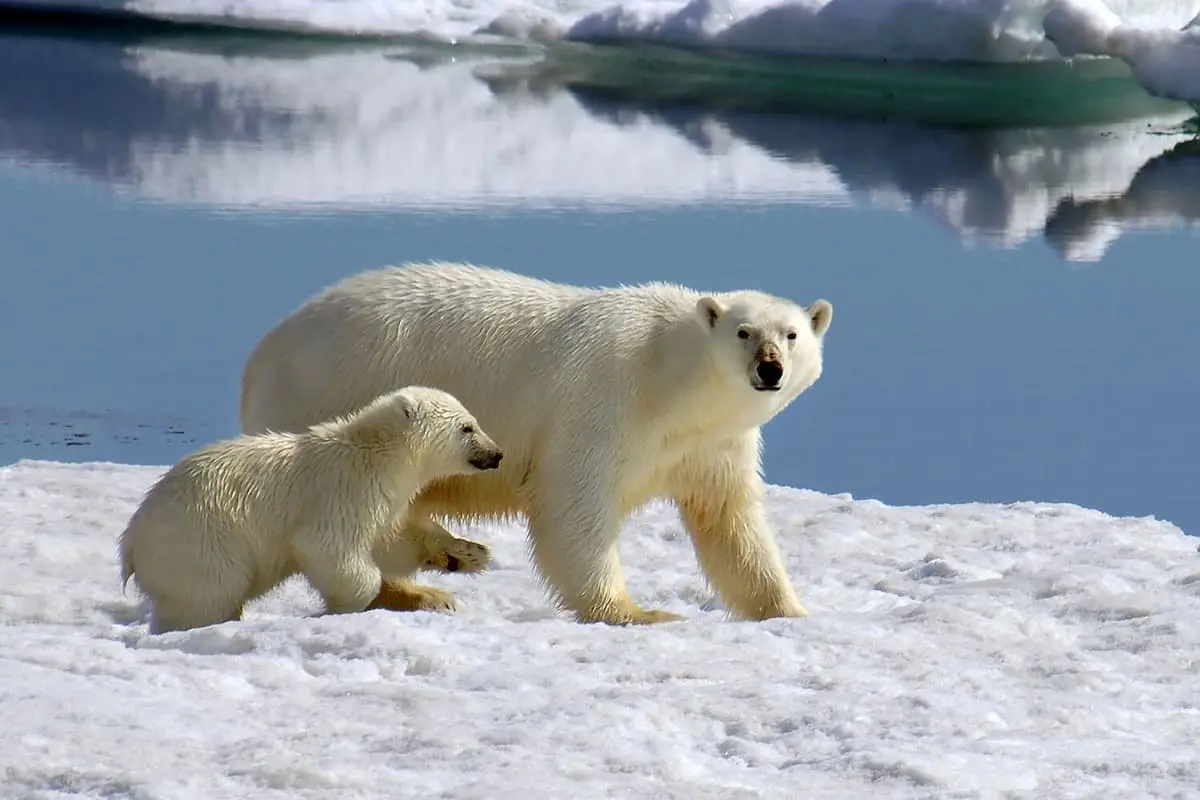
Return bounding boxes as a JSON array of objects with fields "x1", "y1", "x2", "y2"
[{"x1": 0, "y1": 406, "x2": 219, "y2": 465}]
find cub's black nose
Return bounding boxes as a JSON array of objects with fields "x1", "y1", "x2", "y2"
[
  {"x1": 756, "y1": 360, "x2": 783, "y2": 386},
  {"x1": 470, "y1": 450, "x2": 504, "y2": 471}
]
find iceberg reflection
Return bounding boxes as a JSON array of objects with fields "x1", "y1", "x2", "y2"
[
  {"x1": 0, "y1": 30, "x2": 1195, "y2": 262},
  {"x1": 1045, "y1": 138, "x2": 1200, "y2": 260}
]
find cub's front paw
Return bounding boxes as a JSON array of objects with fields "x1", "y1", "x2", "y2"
[{"x1": 422, "y1": 536, "x2": 491, "y2": 574}]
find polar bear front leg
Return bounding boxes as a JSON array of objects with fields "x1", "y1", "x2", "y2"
[
  {"x1": 671, "y1": 432, "x2": 809, "y2": 621},
  {"x1": 363, "y1": 517, "x2": 486, "y2": 614},
  {"x1": 526, "y1": 446, "x2": 683, "y2": 626},
  {"x1": 292, "y1": 546, "x2": 381, "y2": 618},
  {"x1": 372, "y1": 517, "x2": 490, "y2": 576},
  {"x1": 292, "y1": 531, "x2": 385, "y2": 615},
  {"x1": 364, "y1": 520, "x2": 469, "y2": 613},
  {"x1": 409, "y1": 517, "x2": 492, "y2": 574}
]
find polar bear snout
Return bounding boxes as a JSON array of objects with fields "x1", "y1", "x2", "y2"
[
  {"x1": 468, "y1": 447, "x2": 504, "y2": 471},
  {"x1": 751, "y1": 344, "x2": 785, "y2": 391},
  {"x1": 457, "y1": 418, "x2": 503, "y2": 472},
  {"x1": 754, "y1": 361, "x2": 783, "y2": 390}
]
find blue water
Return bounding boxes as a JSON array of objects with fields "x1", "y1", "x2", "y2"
[{"x1": 1, "y1": 25, "x2": 1198, "y2": 535}]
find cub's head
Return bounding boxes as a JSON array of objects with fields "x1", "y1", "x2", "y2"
[
  {"x1": 383, "y1": 386, "x2": 504, "y2": 478},
  {"x1": 696, "y1": 290, "x2": 833, "y2": 410}
]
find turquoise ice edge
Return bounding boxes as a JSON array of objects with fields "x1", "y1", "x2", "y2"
[{"x1": 538, "y1": 41, "x2": 1189, "y2": 128}]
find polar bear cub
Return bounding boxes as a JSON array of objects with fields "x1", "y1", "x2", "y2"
[
  {"x1": 239, "y1": 261, "x2": 833, "y2": 626},
  {"x1": 119, "y1": 385, "x2": 503, "y2": 634}
]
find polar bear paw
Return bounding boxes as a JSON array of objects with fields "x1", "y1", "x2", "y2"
[
  {"x1": 575, "y1": 597, "x2": 686, "y2": 626},
  {"x1": 628, "y1": 608, "x2": 686, "y2": 625},
  {"x1": 421, "y1": 535, "x2": 491, "y2": 574},
  {"x1": 368, "y1": 580, "x2": 458, "y2": 614}
]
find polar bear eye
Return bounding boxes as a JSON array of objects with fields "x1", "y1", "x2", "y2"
[
  {"x1": 461, "y1": 424, "x2": 475, "y2": 434},
  {"x1": 786, "y1": 331, "x2": 798, "y2": 341},
  {"x1": 737, "y1": 329, "x2": 750, "y2": 340}
]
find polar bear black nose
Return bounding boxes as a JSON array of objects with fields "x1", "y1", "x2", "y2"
[
  {"x1": 756, "y1": 360, "x2": 783, "y2": 387},
  {"x1": 469, "y1": 449, "x2": 504, "y2": 471}
]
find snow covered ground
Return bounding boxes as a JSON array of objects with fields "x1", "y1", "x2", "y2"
[{"x1": 2, "y1": 458, "x2": 1198, "y2": 798}]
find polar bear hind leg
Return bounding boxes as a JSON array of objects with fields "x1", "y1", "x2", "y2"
[{"x1": 148, "y1": 595, "x2": 246, "y2": 635}]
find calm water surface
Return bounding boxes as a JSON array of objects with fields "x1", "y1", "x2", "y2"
[{"x1": 1, "y1": 29, "x2": 1198, "y2": 534}]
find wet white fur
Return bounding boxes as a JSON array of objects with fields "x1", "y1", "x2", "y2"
[
  {"x1": 120, "y1": 385, "x2": 501, "y2": 634},
  {"x1": 240, "y1": 262, "x2": 833, "y2": 625}
]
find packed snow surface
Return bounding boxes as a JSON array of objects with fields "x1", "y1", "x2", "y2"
[
  {"x1": 2, "y1": 459, "x2": 1199, "y2": 798},
  {"x1": 7, "y1": 0, "x2": 1200, "y2": 63}
]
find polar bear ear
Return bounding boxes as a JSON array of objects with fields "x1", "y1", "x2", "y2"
[
  {"x1": 807, "y1": 299, "x2": 833, "y2": 337},
  {"x1": 697, "y1": 297, "x2": 724, "y2": 328}
]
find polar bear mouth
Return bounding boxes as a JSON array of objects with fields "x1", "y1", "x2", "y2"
[{"x1": 753, "y1": 385, "x2": 783, "y2": 392}]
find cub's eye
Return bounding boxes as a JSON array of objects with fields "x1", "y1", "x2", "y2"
[
  {"x1": 786, "y1": 331, "x2": 798, "y2": 341},
  {"x1": 737, "y1": 329, "x2": 750, "y2": 340},
  {"x1": 461, "y1": 424, "x2": 475, "y2": 434}
]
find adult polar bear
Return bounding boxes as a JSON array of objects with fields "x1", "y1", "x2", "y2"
[{"x1": 241, "y1": 262, "x2": 833, "y2": 625}]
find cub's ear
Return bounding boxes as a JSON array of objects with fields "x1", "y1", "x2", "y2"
[
  {"x1": 696, "y1": 296, "x2": 724, "y2": 328},
  {"x1": 394, "y1": 395, "x2": 413, "y2": 420},
  {"x1": 808, "y1": 299, "x2": 833, "y2": 337}
]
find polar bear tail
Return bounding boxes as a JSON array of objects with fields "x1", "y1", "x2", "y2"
[{"x1": 119, "y1": 532, "x2": 135, "y2": 593}]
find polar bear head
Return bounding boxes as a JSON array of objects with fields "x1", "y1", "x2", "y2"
[
  {"x1": 697, "y1": 290, "x2": 833, "y2": 410},
  {"x1": 397, "y1": 386, "x2": 505, "y2": 476},
  {"x1": 348, "y1": 386, "x2": 504, "y2": 477}
]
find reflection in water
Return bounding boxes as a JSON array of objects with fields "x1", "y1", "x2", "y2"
[
  {"x1": 0, "y1": 31, "x2": 1197, "y2": 261},
  {"x1": 568, "y1": 89, "x2": 1198, "y2": 260},
  {"x1": 1046, "y1": 139, "x2": 1200, "y2": 260}
]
